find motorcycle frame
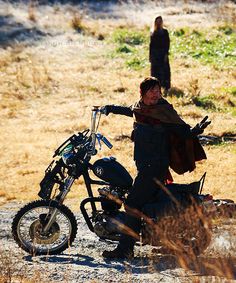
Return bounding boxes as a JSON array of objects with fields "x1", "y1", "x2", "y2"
[
  {"x1": 80, "y1": 168, "x2": 111, "y2": 232},
  {"x1": 59, "y1": 107, "x2": 208, "y2": 234},
  {"x1": 77, "y1": 107, "x2": 117, "y2": 233}
]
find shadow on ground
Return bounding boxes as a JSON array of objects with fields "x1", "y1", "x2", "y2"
[
  {"x1": 0, "y1": 14, "x2": 47, "y2": 47},
  {"x1": 24, "y1": 253, "x2": 236, "y2": 279}
]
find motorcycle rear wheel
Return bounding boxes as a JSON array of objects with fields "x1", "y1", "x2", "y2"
[{"x1": 12, "y1": 200, "x2": 77, "y2": 255}]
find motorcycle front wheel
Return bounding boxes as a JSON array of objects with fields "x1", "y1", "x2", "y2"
[{"x1": 12, "y1": 200, "x2": 77, "y2": 255}]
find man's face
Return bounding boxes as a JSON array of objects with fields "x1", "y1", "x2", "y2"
[{"x1": 143, "y1": 85, "x2": 162, "y2": 105}]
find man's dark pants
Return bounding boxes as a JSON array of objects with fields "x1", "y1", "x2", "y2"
[{"x1": 118, "y1": 162, "x2": 168, "y2": 253}]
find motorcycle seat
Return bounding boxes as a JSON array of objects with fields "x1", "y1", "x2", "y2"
[
  {"x1": 165, "y1": 181, "x2": 201, "y2": 195},
  {"x1": 142, "y1": 181, "x2": 201, "y2": 219}
]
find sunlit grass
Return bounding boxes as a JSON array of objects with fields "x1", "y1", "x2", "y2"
[
  {"x1": 170, "y1": 25, "x2": 236, "y2": 69},
  {"x1": 109, "y1": 25, "x2": 236, "y2": 71},
  {"x1": 0, "y1": 0, "x2": 235, "y2": 207}
]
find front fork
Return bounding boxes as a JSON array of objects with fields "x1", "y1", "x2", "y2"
[{"x1": 42, "y1": 176, "x2": 75, "y2": 233}]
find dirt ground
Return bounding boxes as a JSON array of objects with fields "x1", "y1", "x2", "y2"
[
  {"x1": 1, "y1": 201, "x2": 236, "y2": 282},
  {"x1": 0, "y1": 0, "x2": 236, "y2": 207}
]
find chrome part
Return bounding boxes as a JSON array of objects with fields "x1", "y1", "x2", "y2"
[
  {"x1": 17, "y1": 206, "x2": 72, "y2": 253},
  {"x1": 96, "y1": 133, "x2": 113, "y2": 150},
  {"x1": 42, "y1": 208, "x2": 59, "y2": 233},
  {"x1": 87, "y1": 107, "x2": 112, "y2": 157},
  {"x1": 98, "y1": 187, "x2": 119, "y2": 199},
  {"x1": 42, "y1": 177, "x2": 74, "y2": 233},
  {"x1": 59, "y1": 176, "x2": 75, "y2": 203},
  {"x1": 93, "y1": 212, "x2": 125, "y2": 238},
  {"x1": 29, "y1": 220, "x2": 60, "y2": 244},
  {"x1": 62, "y1": 150, "x2": 74, "y2": 166},
  {"x1": 93, "y1": 221, "x2": 108, "y2": 238},
  {"x1": 90, "y1": 108, "x2": 99, "y2": 156}
]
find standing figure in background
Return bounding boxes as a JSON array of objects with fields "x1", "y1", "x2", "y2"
[{"x1": 149, "y1": 16, "x2": 171, "y2": 95}]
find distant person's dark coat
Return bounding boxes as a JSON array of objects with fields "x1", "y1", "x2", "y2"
[{"x1": 149, "y1": 29, "x2": 171, "y2": 90}]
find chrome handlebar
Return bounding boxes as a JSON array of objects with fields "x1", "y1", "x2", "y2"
[{"x1": 88, "y1": 106, "x2": 113, "y2": 156}]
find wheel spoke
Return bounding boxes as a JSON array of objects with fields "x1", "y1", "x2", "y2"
[{"x1": 17, "y1": 205, "x2": 72, "y2": 253}]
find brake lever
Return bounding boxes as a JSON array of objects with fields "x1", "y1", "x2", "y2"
[
  {"x1": 102, "y1": 136, "x2": 113, "y2": 149},
  {"x1": 96, "y1": 134, "x2": 102, "y2": 150},
  {"x1": 96, "y1": 133, "x2": 113, "y2": 150}
]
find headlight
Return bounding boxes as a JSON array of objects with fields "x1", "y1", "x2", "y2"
[
  {"x1": 60, "y1": 144, "x2": 75, "y2": 166},
  {"x1": 62, "y1": 151, "x2": 75, "y2": 166}
]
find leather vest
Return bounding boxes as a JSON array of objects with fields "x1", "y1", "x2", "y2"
[{"x1": 132, "y1": 122, "x2": 169, "y2": 166}]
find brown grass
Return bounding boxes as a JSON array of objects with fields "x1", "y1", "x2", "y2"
[
  {"x1": 28, "y1": 1, "x2": 37, "y2": 22},
  {"x1": 0, "y1": 249, "x2": 51, "y2": 282},
  {"x1": 0, "y1": 1, "x2": 235, "y2": 211},
  {"x1": 71, "y1": 12, "x2": 84, "y2": 32}
]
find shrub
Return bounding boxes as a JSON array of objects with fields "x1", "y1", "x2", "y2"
[
  {"x1": 218, "y1": 26, "x2": 233, "y2": 35},
  {"x1": 113, "y1": 29, "x2": 146, "y2": 46},
  {"x1": 116, "y1": 44, "x2": 133, "y2": 53},
  {"x1": 126, "y1": 56, "x2": 146, "y2": 70},
  {"x1": 173, "y1": 28, "x2": 185, "y2": 37},
  {"x1": 168, "y1": 87, "x2": 185, "y2": 98},
  {"x1": 71, "y1": 13, "x2": 85, "y2": 32},
  {"x1": 192, "y1": 96, "x2": 216, "y2": 110}
]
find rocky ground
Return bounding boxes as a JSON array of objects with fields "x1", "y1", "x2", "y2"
[{"x1": 1, "y1": 201, "x2": 236, "y2": 283}]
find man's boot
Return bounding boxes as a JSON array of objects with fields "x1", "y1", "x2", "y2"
[{"x1": 102, "y1": 247, "x2": 134, "y2": 260}]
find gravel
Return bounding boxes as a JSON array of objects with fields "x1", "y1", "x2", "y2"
[{"x1": 1, "y1": 201, "x2": 236, "y2": 283}]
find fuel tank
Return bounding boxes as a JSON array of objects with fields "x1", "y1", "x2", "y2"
[{"x1": 92, "y1": 157, "x2": 133, "y2": 188}]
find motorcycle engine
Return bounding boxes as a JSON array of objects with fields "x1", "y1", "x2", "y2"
[
  {"x1": 93, "y1": 186, "x2": 126, "y2": 239},
  {"x1": 93, "y1": 212, "x2": 126, "y2": 239},
  {"x1": 98, "y1": 186, "x2": 123, "y2": 212}
]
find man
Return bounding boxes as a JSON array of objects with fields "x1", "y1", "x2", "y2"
[{"x1": 101, "y1": 77, "x2": 210, "y2": 259}]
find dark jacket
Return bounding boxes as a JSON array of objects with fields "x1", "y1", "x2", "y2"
[
  {"x1": 149, "y1": 29, "x2": 170, "y2": 63},
  {"x1": 107, "y1": 101, "x2": 190, "y2": 164},
  {"x1": 108, "y1": 100, "x2": 206, "y2": 175}
]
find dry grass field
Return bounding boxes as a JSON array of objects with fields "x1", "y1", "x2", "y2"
[
  {"x1": 0, "y1": 1, "x2": 236, "y2": 282},
  {"x1": 0, "y1": 0, "x2": 235, "y2": 210}
]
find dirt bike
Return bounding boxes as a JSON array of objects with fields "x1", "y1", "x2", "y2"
[{"x1": 12, "y1": 107, "x2": 235, "y2": 256}]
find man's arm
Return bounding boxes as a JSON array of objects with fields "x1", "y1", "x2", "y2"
[
  {"x1": 102, "y1": 105, "x2": 133, "y2": 117},
  {"x1": 164, "y1": 123, "x2": 193, "y2": 138},
  {"x1": 164, "y1": 116, "x2": 211, "y2": 138}
]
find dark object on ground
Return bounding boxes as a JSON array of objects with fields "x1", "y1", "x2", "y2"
[{"x1": 102, "y1": 247, "x2": 134, "y2": 260}]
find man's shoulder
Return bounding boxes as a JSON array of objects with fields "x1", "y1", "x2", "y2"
[{"x1": 158, "y1": 98, "x2": 169, "y2": 105}]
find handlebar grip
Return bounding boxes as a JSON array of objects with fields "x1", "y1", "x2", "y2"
[{"x1": 102, "y1": 136, "x2": 113, "y2": 149}]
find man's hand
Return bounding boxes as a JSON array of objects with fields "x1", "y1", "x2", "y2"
[
  {"x1": 191, "y1": 116, "x2": 211, "y2": 136},
  {"x1": 100, "y1": 105, "x2": 112, "y2": 116}
]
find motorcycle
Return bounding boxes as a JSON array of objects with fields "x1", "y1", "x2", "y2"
[{"x1": 12, "y1": 107, "x2": 235, "y2": 257}]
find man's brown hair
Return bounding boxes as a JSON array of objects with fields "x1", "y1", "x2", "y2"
[{"x1": 140, "y1": 77, "x2": 161, "y2": 97}]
